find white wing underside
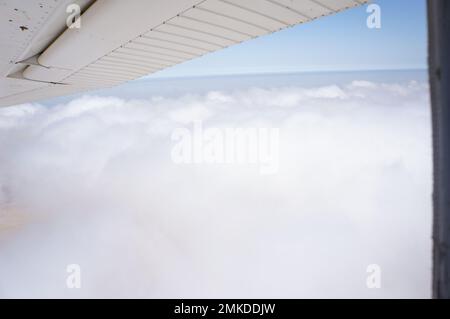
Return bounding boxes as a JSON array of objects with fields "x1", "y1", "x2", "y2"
[{"x1": 0, "y1": 0, "x2": 367, "y2": 107}]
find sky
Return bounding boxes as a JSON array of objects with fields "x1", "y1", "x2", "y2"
[{"x1": 152, "y1": 0, "x2": 428, "y2": 78}]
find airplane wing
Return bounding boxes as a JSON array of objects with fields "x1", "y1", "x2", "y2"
[{"x1": 0, "y1": 0, "x2": 367, "y2": 107}]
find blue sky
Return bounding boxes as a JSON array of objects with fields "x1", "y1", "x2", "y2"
[{"x1": 152, "y1": 0, "x2": 427, "y2": 78}]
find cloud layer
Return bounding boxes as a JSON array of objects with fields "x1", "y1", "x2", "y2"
[{"x1": 0, "y1": 78, "x2": 432, "y2": 298}]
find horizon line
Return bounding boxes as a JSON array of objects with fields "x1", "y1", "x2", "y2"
[{"x1": 140, "y1": 67, "x2": 428, "y2": 81}]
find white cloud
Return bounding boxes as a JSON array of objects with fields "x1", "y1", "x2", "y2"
[{"x1": 0, "y1": 79, "x2": 432, "y2": 298}]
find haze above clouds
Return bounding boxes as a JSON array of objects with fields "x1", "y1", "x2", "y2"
[{"x1": 0, "y1": 77, "x2": 431, "y2": 298}]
